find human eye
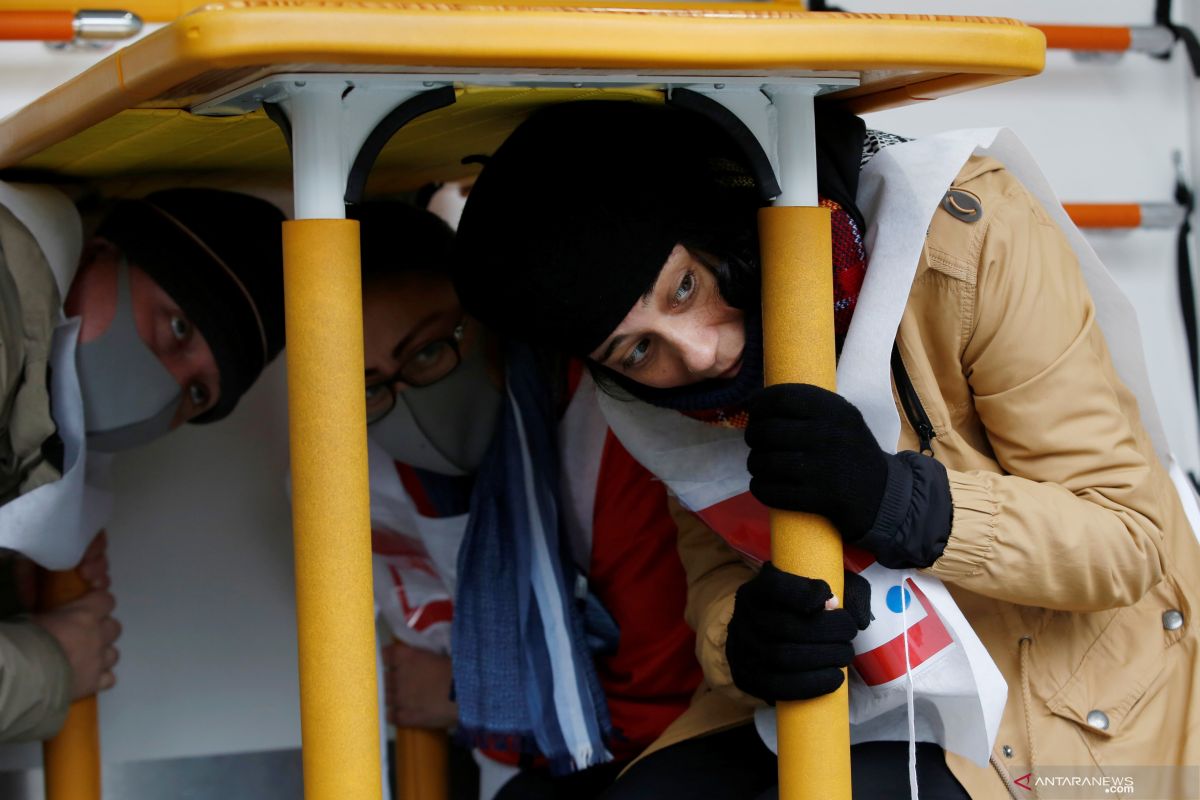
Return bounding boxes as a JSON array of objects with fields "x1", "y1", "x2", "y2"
[
  {"x1": 409, "y1": 341, "x2": 443, "y2": 367},
  {"x1": 621, "y1": 338, "x2": 651, "y2": 370},
  {"x1": 401, "y1": 339, "x2": 458, "y2": 386},
  {"x1": 170, "y1": 315, "x2": 192, "y2": 342},
  {"x1": 364, "y1": 382, "x2": 389, "y2": 414},
  {"x1": 188, "y1": 382, "x2": 209, "y2": 409},
  {"x1": 672, "y1": 271, "x2": 695, "y2": 307}
]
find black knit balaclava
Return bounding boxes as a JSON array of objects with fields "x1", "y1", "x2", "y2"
[
  {"x1": 95, "y1": 189, "x2": 286, "y2": 423},
  {"x1": 454, "y1": 101, "x2": 763, "y2": 359},
  {"x1": 454, "y1": 101, "x2": 868, "y2": 413}
]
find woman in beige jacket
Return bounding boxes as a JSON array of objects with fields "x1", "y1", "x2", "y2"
[{"x1": 450, "y1": 101, "x2": 1200, "y2": 799}]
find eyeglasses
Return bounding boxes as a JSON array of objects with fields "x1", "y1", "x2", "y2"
[{"x1": 365, "y1": 321, "x2": 465, "y2": 424}]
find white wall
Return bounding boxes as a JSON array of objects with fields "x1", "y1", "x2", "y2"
[{"x1": 1, "y1": 0, "x2": 1198, "y2": 773}]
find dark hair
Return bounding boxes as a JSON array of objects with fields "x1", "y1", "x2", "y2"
[
  {"x1": 589, "y1": 217, "x2": 762, "y2": 401},
  {"x1": 349, "y1": 200, "x2": 455, "y2": 287},
  {"x1": 678, "y1": 213, "x2": 762, "y2": 312}
]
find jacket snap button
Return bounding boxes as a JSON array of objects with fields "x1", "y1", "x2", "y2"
[
  {"x1": 1002, "y1": 745, "x2": 1013, "y2": 758},
  {"x1": 1086, "y1": 710, "x2": 1110, "y2": 731},
  {"x1": 1163, "y1": 609, "x2": 1185, "y2": 631}
]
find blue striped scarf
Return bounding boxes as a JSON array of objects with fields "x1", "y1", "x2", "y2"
[{"x1": 452, "y1": 344, "x2": 613, "y2": 774}]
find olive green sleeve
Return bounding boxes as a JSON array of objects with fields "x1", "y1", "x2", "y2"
[{"x1": 0, "y1": 618, "x2": 71, "y2": 743}]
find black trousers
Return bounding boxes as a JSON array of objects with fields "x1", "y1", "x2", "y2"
[
  {"x1": 495, "y1": 759, "x2": 628, "y2": 800},
  {"x1": 601, "y1": 724, "x2": 972, "y2": 800}
]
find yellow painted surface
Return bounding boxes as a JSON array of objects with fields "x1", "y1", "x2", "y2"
[
  {"x1": 395, "y1": 729, "x2": 449, "y2": 800},
  {"x1": 39, "y1": 568, "x2": 101, "y2": 800},
  {"x1": 283, "y1": 220, "x2": 381, "y2": 800},
  {"x1": 0, "y1": 2, "x2": 1044, "y2": 176},
  {"x1": 15, "y1": 87, "x2": 662, "y2": 191},
  {"x1": 43, "y1": 698, "x2": 100, "y2": 800},
  {"x1": 758, "y1": 206, "x2": 850, "y2": 800}
]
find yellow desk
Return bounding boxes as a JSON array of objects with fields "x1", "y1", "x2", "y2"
[{"x1": 0, "y1": 5, "x2": 1044, "y2": 799}]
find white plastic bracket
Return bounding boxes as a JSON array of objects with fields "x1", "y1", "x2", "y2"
[
  {"x1": 282, "y1": 79, "x2": 424, "y2": 219},
  {"x1": 765, "y1": 86, "x2": 821, "y2": 207},
  {"x1": 680, "y1": 84, "x2": 822, "y2": 208},
  {"x1": 206, "y1": 75, "x2": 441, "y2": 219},
  {"x1": 196, "y1": 72, "x2": 848, "y2": 217}
]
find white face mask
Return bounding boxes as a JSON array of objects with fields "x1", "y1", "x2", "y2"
[
  {"x1": 368, "y1": 337, "x2": 502, "y2": 476},
  {"x1": 76, "y1": 260, "x2": 181, "y2": 453}
]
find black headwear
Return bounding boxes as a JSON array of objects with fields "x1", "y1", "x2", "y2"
[
  {"x1": 95, "y1": 189, "x2": 286, "y2": 423},
  {"x1": 350, "y1": 200, "x2": 455, "y2": 284},
  {"x1": 453, "y1": 101, "x2": 762, "y2": 357}
]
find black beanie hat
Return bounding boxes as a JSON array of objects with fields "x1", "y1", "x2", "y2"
[
  {"x1": 350, "y1": 200, "x2": 455, "y2": 284},
  {"x1": 453, "y1": 101, "x2": 761, "y2": 357},
  {"x1": 95, "y1": 189, "x2": 286, "y2": 423}
]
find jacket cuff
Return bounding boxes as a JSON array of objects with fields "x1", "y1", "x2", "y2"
[
  {"x1": 699, "y1": 593, "x2": 757, "y2": 705},
  {"x1": 925, "y1": 470, "x2": 999, "y2": 580},
  {"x1": 858, "y1": 452, "x2": 953, "y2": 569},
  {"x1": 865, "y1": 453, "x2": 912, "y2": 545},
  {"x1": 0, "y1": 619, "x2": 72, "y2": 743}
]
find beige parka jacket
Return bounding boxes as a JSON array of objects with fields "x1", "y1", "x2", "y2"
[{"x1": 648, "y1": 156, "x2": 1200, "y2": 799}]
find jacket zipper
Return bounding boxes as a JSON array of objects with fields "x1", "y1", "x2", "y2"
[
  {"x1": 890, "y1": 342, "x2": 936, "y2": 456},
  {"x1": 990, "y1": 754, "x2": 1023, "y2": 800}
]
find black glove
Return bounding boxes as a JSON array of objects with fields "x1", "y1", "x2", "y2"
[
  {"x1": 725, "y1": 563, "x2": 872, "y2": 704},
  {"x1": 746, "y1": 384, "x2": 889, "y2": 537},
  {"x1": 745, "y1": 383, "x2": 954, "y2": 569}
]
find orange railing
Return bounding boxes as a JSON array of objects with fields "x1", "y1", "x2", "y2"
[
  {"x1": 1064, "y1": 203, "x2": 1186, "y2": 229},
  {"x1": 0, "y1": 9, "x2": 141, "y2": 41},
  {"x1": 1033, "y1": 24, "x2": 1175, "y2": 57}
]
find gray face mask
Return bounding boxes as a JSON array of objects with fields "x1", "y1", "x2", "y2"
[
  {"x1": 368, "y1": 338, "x2": 503, "y2": 476},
  {"x1": 77, "y1": 260, "x2": 182, "y2": 453}
]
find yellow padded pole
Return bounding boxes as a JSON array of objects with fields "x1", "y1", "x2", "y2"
[
  {"x1": 394, "y1": 728, "x2": 449, "y2": 800},
  {"x1": 284, "y1": 219, "x2": 382, "y2": 800},
  {"x1": 39, "y1": 567, "x2": 100, "y2": 800},
  {"x1": 758, "y1": 205, "x2": 850, "y2": 800}
]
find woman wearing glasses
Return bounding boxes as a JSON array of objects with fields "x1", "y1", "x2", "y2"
[{"x1": 353, "y1": 201, "x2": 704, "y2": 800}]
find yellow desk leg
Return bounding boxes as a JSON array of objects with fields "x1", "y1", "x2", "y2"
[
  {"x1": 284, "y1": 219, "x2": 382, "y2": 800},
  {"x1": 758, "y1": 205, "x2": 851, "y2": 800},
  {"x1": 39, "y1": 567, "x2": 101, "y2": 800},
  {"x1": 395, "y1": 728, "x2": 448, "y2": 800}
]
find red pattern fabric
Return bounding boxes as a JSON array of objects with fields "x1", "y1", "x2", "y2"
[
  {"x1": 824, "y1": 196, "x2": 868, "y2": 340},
  {"x1": 681, "y1": 406, "x2": 750, "y2": 429}
]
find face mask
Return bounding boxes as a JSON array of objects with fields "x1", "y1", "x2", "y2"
[
  {"x1": 368, "y1": 337, "x2": 502, "y2": 476},
  {"x1": 77, "y1": 260, "x2": 182, "y2": 453}
]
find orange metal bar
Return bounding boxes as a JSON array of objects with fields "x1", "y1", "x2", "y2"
[
  {"x1": 38, "y1": 567, "x2": 101, "y2": 800},
  {"x1": 1033, "y1": 24, "x2": 1132, "y2": 52},
  {"x1": 395, "y1": 729, "x2": 448, "y2": 800},
  {"x1": 0, "y1": 10, "x2": 74, "y2": 41},
  {"x1": 1063, "y1": 203, "x2": 1142, "y2": 229}
]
